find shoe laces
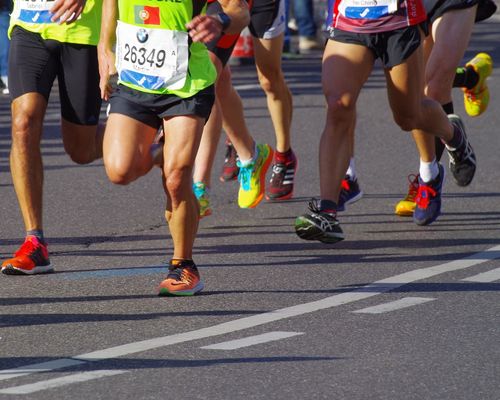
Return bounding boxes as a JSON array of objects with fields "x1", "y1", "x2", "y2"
[
  {"x1": 341, "y1": 178, "x2": 350, "y2": 191},
  {"x1": 405, "y1": 174, "x2": 420, "y2": 202},
  {"x1": 269, "y1": 163, "x2": 286, "y2": 184},
  {"x1": 449, "y1": 140, "x2": 474, "y2": 166},
  {"x1": 237, "y1": 162, "x2": 253, "y2": 191},
  {"x1": 167, "y1": 263, "x2": 197, "y2": 284},
  {"x1": 307, "y1": 198, "x2": 337, "y2": 218},
  {"x1": 415, "y1": 183, "x2": 437, "y2": 209},
  {"x1": 193, "y1": 182, "x2": 207, "y2": 199}
]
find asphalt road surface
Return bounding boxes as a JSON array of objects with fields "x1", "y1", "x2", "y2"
[{"x1": 1, "y1": 18, "x2": 499, "y2": 400}]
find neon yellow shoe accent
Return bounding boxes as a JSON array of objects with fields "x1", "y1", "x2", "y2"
[
  {"x1": 463, "y1": 53, "x2": 493, "y2": 117},
  {"x1": 237, "y1": 143, "x2": 273, "y2": 209},
  {"x1": 394, "y1": 174, "x2": 419, "y2": 217},
  {"x1": 193, "y1": 182, "x2": 212, "y2": 218}
]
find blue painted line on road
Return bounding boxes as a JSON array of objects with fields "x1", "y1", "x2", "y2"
[{"x1": 52, "y1": 266, "x2": 166, "y2": 280}]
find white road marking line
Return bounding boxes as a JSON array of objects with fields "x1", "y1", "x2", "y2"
[
  {"x1": 1, "y1": 244, "x2": 499, "y2": 382},
  {"x1": 462, "y1": 267, "x2": 500, "y2": 283},
  {"x1": 0, "y1": 370, "x2": 128, "y2": 395},
  {"x1": 0, "y1": 359, "x2": 86, "y2": 381},
  {"x1": 200, "y1": 331, "x2": 304, "y2": 350},
  {"x1": 352, "y1": 297, "x2": 435, "y2": 314}
]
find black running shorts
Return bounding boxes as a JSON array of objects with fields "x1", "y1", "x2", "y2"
[
  {"x1": 206, "y1": 0, "x2": 285, "y2": 66},
  {"x1": 329, "y1": 25, "x2": 425, "y2": 68},
  {"x1": 425, "y1": 0, "x2": 480, "y2": 24},
  {"x1": 108, "y1": 85, "x2": 215, "y2": 130},
  {"x1": 8, "y1": 26, "x2": 101, "y2": 126}
]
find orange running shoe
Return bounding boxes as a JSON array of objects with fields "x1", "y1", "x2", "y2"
[
  {"x1": 158, "y1": 259, "x2": 204, "y2": 296},
  {"x1": 1, "y1": 236, "x2": 53, "y2": 275}
]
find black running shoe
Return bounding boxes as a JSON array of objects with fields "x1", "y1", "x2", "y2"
[
  {"x1": 295, "y1": 199, "x2": 344, "y2": 243},
  {"x1": 447, "y1": 114, "x2": 476, "y2": 187}
]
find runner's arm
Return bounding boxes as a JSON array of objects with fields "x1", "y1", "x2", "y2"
[
  {"x1": 186, "y1": 0, "x2": 249, "y2": 43},
  {"x1": 97, "y1": 0, "x2": 118, "y2": 101}
]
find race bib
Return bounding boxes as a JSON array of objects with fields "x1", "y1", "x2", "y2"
[
  {"x1": 339, "y1": 0, "x2": 399, "y2": 19},
  {"x1": 116, "y1": 20, "x2": 189, "y2": 91},
  {"x1": 17, "y1": 0, "x2": 56, "y2": 24}
]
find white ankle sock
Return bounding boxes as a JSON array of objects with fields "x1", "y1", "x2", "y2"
[{"x1": 419, "y1": 159, "x2": 439, "y2": 183}]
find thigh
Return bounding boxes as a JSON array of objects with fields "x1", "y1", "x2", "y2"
[
  {"x1": 104, "y1": 92, "x2": 160, "y2": 170},
  {"x1": 8, "y1": 27, "x2": 58, "y2": 101},
  {"x1": 103, "y1": 113, "x2": 157, "y2": 171},
  {"x1": 426, "y1": 7, "x2": 476, "y2": 80},
  {"x1": 253, "y1": 32, "x2": 284, "y2": 78},
  {"x1": 385, "y1": 30, "x2": 425, "y2": 116},
  {"x1": 163, "y1": 115, "x2": 205, "y2": 172},
  {"x1": 58, "y1": 42, "x2": 102, "y2": 126},
  {"x1": 322, "y1": 39, "x2": 374, "y2": 106}
]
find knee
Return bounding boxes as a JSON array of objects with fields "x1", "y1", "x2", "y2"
[
  {"x1": 325, "y1": 93, "x2": 356, "y2": 122},
  {"x1": 393, "y1": 113, "x2": 418, "y2": 132},
  {"x1": 11, "y1": 113, "x2": 37, "y2": 145},
  {"x1": 104, "y1": 158, "x2": 136, "y2": 185},
  {"x1": 66, "y1": 148, "x2": 95, "y2": 165},
  {"x1": 258, "y1": 69, "x2": 284, "y2": 95},
  {"x1": 425, "y1": 75, "x2": 453, "y2": 103},
  {"x1": 164, "y1": 166, "x2": 191, "y2": 204}
]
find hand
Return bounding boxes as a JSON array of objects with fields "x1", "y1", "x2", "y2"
[
  {"x1": 50, "y1": 0, "x2": 86, "y2": 24},
  {"x1": 186, "y1": 15, "x2": 223, "y2": 44},
  {"x1": 97, "y1": 46, "x2": 117, "y2": 101}
]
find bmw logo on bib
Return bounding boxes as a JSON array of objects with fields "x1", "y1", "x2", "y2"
[{"x1": 137, "y1": 29, "x2": 149, "y2": 43}]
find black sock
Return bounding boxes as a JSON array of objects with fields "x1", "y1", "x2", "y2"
[
  {"x1": 319, "y1": 199, "x2": 338, "y2": 214},
  {"x1": 26, "y1": 230, "x2": 45, "y2": 244},
  {"x1": 453, "y1": 66, "x2": 479, "y2": 89},
  {"x1": 435, "y1": 102, "x2": 453, "y2": 161},
  {"x1": 446, "y1": 125, "x2": 464, "y2": 149},
  {"x1": 441, "y1": 102, "x2": 454, "y2": 115},
  {"x1": 435, "y1": 137, "x2": 445, "y2": 162}
]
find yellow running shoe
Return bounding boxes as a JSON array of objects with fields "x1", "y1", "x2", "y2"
[
  {"x1": 394, "y1": 174, "x2": 419, "y2": 217},
  {"x1": 237, "y1": 143, "x2": 273, "y2": 208},
  {"x1": 463, "y1": 53, "x2": 493, "y2": 117}
]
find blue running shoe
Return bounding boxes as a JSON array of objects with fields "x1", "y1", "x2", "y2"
[
  {"x1": 337, "y1": 175, "x2": 363, "y2": 212},
  {"x1": 413, "y1": 164, "x2": 444, "y2": 226}
]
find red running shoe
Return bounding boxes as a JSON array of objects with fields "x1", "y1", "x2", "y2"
[
  {"x1": 219, "y1": 139, "x2": 239, "y2": 182},
  {"x1": 1, "y1": 236, "x2": 53, "y2": 275},
  {"x1": 266, "y1": 149, "x2": 297, "y2": 201}
]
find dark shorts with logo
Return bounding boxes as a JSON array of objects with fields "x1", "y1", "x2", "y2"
[
  {"x1": 8, "y1": 26, "x2": 101, "y2": 126},
  {"x1": 425, "y1": 0, "x2": 480, "y2": 24},
  {"x1": 206, "y1": 0, "x2": 283, "y2": 66},
  {"x1": 108, "y1": 84, "x2": 215, "y2": 129},
  {"x1": 328, "y1": 24, "x2": 425, "y2": 68}
]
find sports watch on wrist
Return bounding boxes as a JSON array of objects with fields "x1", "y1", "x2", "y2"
[{"x1": 214, "y1": 12, "x2": 231, "y2": 32}]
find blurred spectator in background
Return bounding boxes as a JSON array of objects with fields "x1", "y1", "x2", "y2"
[
  {"x1": 0, "y1": 0, "x2": 11, "y2": 94},
  {"x1": 286, "y1": 0, "x2": 322, "y2": 53}
]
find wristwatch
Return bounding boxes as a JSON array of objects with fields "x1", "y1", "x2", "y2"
[{"x1": 214, "y1": 12, "x2": 231, "y2": 32}]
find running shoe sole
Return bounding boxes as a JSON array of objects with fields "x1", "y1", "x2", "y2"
[
  {"x1": 1, "y1": 263, "x2": 54, "y2": 275},
  {"x1": 158, "y1": 281, "x2": 204, "y2": 296}
]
